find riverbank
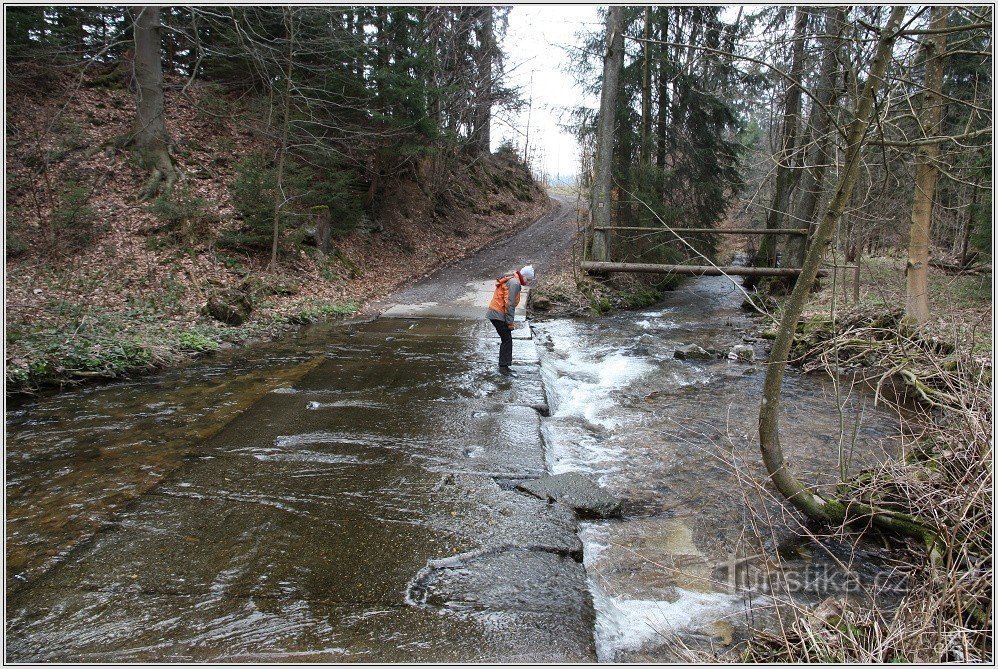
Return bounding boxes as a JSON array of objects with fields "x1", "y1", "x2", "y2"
[
  {"x1": 7, "y1": 185, "x2": 546, "y2": 396},
  {"x1": 526, "y1": 245, "x2": 682, "y2": 319},
  {"x1": 7, "y1": 186, "x2": 548, "y2": 396},
  {"x1": 529, "y1": 241, "x2": 992, "y2": 662},
  {"x1": 743, "y1": 257, "x2": 993, "y2": 662}
]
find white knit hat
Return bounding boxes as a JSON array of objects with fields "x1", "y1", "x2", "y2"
[{"x1": 520, "y1": 265, "x2": 535, "y2": 282}]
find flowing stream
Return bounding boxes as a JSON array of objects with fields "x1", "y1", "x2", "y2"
[
  {"x1": 5, "y1": 274, "x2": 904, "y2": 661},
  {"x1": 533, "y1": 275, "x2": 904, "y2": 660}
]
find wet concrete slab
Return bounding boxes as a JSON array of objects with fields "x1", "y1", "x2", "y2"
[
  {"x1": 8, "y1": 592, "x2": 589, "y2": 663},
  {"x1": 5, "y1": 318, "x2": 595, "y2": 662},
  {"x1": 379, "y1": 279, "x2": 531, "y2": 327},
  {"x1": 378, "y1": 280, "x2": 534, "y2": 350}
]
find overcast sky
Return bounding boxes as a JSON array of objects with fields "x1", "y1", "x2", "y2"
[{"x1": 493, "y1": 5, "x2": 602, "y2": 181}]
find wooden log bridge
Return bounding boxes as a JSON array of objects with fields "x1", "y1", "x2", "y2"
[
  {"x1": 581, "y1": 261, "x2": 827, "y2": 277},
  {"x1": 592, "y1": 227, "x2": 808, "y2": 235}
]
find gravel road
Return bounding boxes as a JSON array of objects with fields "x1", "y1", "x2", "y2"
[{"x1": 368, "y1": 193, "x2": 578, "y2": 313}]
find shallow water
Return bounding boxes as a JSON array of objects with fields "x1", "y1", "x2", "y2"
[
  {"x1": 5, "y1": 318, "x2": 592, "y2": 662},
  {"x1": 6, "y1": 333, "x2": 333, "y2": 592},
  {"x1": 533, "y1": 275, "x2": 904, "y2": 660},
  {"x1": 6, "y1": 275, "x2": 904, "y2": 662}
]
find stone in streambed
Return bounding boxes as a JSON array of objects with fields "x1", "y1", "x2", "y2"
[
  {"x1": 728, "y1": 344, "x2": 755, "y2": 362},
  {"x1": 529, "y1": 294, "x2": 552, "y2": 312},
  {"x1": 517, "y1": 472, "x2": 622, "y2": 518},
  {"x1": 674, "y1": 344, "x2": 712, "y2": 361}
]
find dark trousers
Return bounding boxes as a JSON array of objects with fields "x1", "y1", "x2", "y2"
[{"x1": 489, "y1": 318, "x2": 513, "y2": 367}]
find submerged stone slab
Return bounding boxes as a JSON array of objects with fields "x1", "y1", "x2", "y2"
[
  {"x1": 432, "y1": 474, "x2": 582, "y2": 558},
  {"x1": 405, "y1": 547, "x2": 595, "y2": 661},
  {"x1": 518, "y1": 472, "x2": 622, "y2": 518}
]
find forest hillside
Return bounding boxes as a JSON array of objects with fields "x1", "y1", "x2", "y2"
[{"x1": 5, "y1": 7, "x2": 545, "y2": 393}]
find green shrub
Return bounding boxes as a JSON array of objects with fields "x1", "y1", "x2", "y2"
[
  {"x1": 5, "y1": 305, "x2": 240, "y2": 392},
  {"x1": 178, "y1": 330, "x2": 220, "y2": 353},
  {"x1": 6, "y1": 216, "x2": 29, "y2": 257},
  {"x1": 149, "y1": 185, "x2": 220, "y2": 244},
  {"x1": 51, "y1": 179, "x2": 101, "y2": 250},
  {"x1": 287, "y1": 300, "x2": 358, "y2": 325},
  {"x1": 590, "y1": 295, "x2": 613, "y2": 317},
  {"x1": 969, "y1": 197, "x2": 992, "y2": 259},
  {"x1": 495, "y1": 139, "x2": 519, "y2": 159},
  {"x1": 620, "y1": 287, "x2": 661, "y2": 310},
  {"x1": 216, "y1": 253, "x2": 246, "y2": 273},
  {"x1": 226, "y1": 151, "x2": 364, "y2": 253},
  {"x1": 296, "y1": 163, "x2": 364, "y2": 237},
  {"x1": 226, "y1": 152, "x2": 281, "y2": 250}
]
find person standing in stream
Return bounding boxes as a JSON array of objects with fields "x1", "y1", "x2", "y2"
[{"x1": 486, "y1": 265, "x2": 535, "y2": 372}]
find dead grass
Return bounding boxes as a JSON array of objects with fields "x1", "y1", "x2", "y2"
[
  {"x1": 807, "y1": 255, "x2": 992, "y2": 358},
  {"x1": 743, "y1": 382, "x2": 992, "y2": 662},
  {"x1": 740, "y1": 267, "x2": 994, "y2": 662}
]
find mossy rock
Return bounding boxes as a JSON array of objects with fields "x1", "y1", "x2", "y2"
[
  {"x1": 204, "y1": 289, "x2": 252, "y2": 326},
  {"x1": 619, "y1": 287, "x2": 661, "y2": 309},
  {"x1": 742, "y1": 294, "x2": 776, "y2": 312},
  {"x1": 797, "y1": 315, "x2": 834, "y2": 341},
  {"x1": 240, "y1": 274, "x2": 300, "y2": 298},
  {"x1": 530, "y1": 295, "x2": 552, "y2": 312}
]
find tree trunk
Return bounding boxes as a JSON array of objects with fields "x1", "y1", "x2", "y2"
[
  {"x1": 844, "y1": 209, "x2": 857, "y2": 263},
  {"x1": 131, "y1": 6, "x2": 176, "y2": 200},
  {"x1": 655, "y1": 8, "x2": 669, "y2": 175},
  {"x1": 959, "y1": 184, "x2": 978, "y2": 267},
  {"x1": 786, "y1": 6, "x2": 847, "y2": 268},
  {"x1": 753, "y1": 6, "x2": 808, "y2": 278},
  {"x1": 668, "y1": 12, "x2": 683, "y2": 166},
  {"x1": 640, "y1": 7, "x2": 652, "y2": 166},
  {"x1": 758, "y1": 7, "x2": 924, "y2": 537},
  {"x1": 271, "y1": 8, "x2": 295, "y2": 269},
  {"x1": 906, "y1": 7, "x2": 948, "y2": 324},
  {"x1": 373, "y1": 8, "x2": 388, "y2": 111},
  {"x1": 353, "y1": 9, "x2": 366, "y2": 81},
  {"x1": 590, "y1": 6, "x2": 625, "y2": 262},
  {"x1": 472, "y1": 7, "x2": 493, "y2": 156}
]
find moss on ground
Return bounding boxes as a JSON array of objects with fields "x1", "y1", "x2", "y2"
[{"x1": 5, "y1": 300, "x2": 358, "y2": 395}]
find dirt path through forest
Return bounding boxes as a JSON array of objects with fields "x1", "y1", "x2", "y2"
[{"x1": 366, "y1": 193, "x2": 577, "y2": 318}]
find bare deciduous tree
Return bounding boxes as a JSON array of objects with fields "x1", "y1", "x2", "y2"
[
  {"x1": 758, "y1": 7, "x2": 937, "y2": 544},
  {"x1": 906, "y1": 6, "x2": 949, "y2": 323}
]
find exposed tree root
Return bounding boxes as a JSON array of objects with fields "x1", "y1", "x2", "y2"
[{"x1": 137, "y1": 148, "x2": 178, "y2": 201}]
